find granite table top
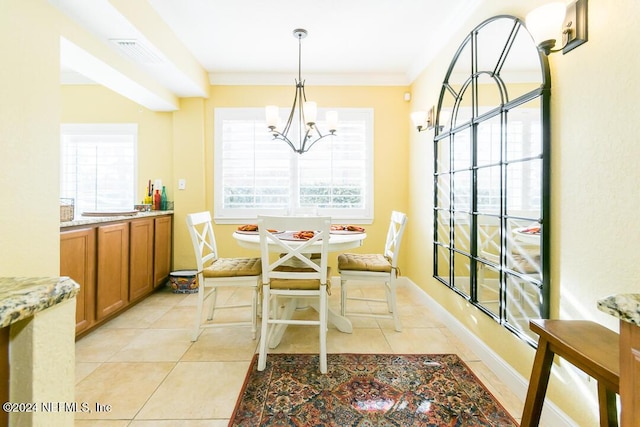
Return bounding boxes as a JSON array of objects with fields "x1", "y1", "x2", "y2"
[
  {"x1": 597, "y1": 294, "x2": 640, "y2": 327},
  {"x1": 0, "y1": 277, "x2": 80, "y2": 328}
]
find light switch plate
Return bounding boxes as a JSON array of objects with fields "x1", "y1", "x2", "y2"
[{"x1": 178, "y1": 179, "x2": 186, "y2": 190}]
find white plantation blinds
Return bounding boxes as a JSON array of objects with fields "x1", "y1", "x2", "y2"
[
  {"x1": 60, "y1": 124, "x2": 137, "y2": 216},
  {"x1": 214, "y1": 108, "x2": 373, "y2": 222}
]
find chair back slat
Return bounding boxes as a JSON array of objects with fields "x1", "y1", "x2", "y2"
[
  {"x1": 384, "y1": 211, "x2": 408, "y2": 268},
  {"x1": 257, "y1": 216, "x2": 331, "y2": 285},
  {"x1": 186, "y1": 211, "x2": 219, "y2": 272}
]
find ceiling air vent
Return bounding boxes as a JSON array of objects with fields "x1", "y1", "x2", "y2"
[{"x1": 110, "y1": 39, "x2": 165, "y2": 64}]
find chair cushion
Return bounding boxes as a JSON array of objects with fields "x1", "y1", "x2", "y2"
[
  {"x1": 338, "y1": 253, "x2": 392, "y2": 273},
  {"x1": 511, "y1": 252, "x2": 541, "y2": 275},
  {"x1": 202, "y1": 257, "x2": 261, "y2": 278},
  {"x1": 270, "y1": 262, "x2": 332, "y2": 293}
]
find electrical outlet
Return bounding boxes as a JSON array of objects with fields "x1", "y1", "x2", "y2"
[{"x1": 178, "y1": 179, "x2": 186, "y2": 190}]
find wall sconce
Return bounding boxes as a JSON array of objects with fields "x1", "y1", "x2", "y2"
[
  {"x1": 411, "y1": 106, "x2": 435, "y2": 132},
  {"x1": 526, "y1": 0, "x2": 588, "y2": 55}
]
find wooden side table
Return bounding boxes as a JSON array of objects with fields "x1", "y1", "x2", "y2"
[{"x1": 521, "y1": 319, "x2": 620, "y2": 427}]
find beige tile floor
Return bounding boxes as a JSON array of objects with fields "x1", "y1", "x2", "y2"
[{"x1": 75, "y1": 280, "x2": 527, "y2": 426}]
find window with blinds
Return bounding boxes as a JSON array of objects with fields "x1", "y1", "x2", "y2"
[
  {"x1": 60, "y1": 124, "x2": 137, "y2": 216},
  {"x1": 214, "y1": 108, "x2": 373, "y2": 223}
]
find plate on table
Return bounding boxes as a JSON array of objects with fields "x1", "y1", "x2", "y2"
[
  {"x1": 330, "y1": 225, "x2": 366, "y2": 234},
  {"x1": 515, "y1": 226, "x2": 541, "y2": 235},
  {"x1": 235, "y1": 228, "x2": 282, "y2": 235},
  {"x1": 236, "y1": 224, "x2": 258, "y2": 234},
  {"x1": 278, "y1": 231, "x2": 322, "y2": 241}
]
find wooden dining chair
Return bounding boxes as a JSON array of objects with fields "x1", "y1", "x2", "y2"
[
  {"x1": 256, "y1": 215, "x2": 332, "y2": 374},
  {"x1": 338, "y1": 211, "x2": 407, "y2": 332},
  {"x1": 185, "y1": 211, "x2": 261, "y2": 341}
]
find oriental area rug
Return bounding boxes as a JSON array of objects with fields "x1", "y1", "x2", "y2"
[{"x1": 229, "y1": 353, "x2": 517, "y2": 426}]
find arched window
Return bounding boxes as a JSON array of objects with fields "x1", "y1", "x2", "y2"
[{"x1": 433, "y1": 15, "x2": 550, "y2": 345}]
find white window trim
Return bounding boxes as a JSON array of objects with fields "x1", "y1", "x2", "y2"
[
  {"x1": 213, "y1": 108, "x2": 374, "y2": 224},
  {"x1": 60, "y1": 123, "x2": 138, "y2": 212}
]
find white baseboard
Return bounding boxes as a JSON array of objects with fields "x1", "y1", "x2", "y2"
[{"x1": 400, "y1": 277, "x2": 578, "y2": 427}]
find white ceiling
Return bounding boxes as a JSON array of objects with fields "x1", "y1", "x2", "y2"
[{"x1": 52, "y1": 0, "x2": 484, "y2": 108}]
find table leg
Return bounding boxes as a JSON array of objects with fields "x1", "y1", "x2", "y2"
[
  {"x1": 268, "y1": 298, "x2": 297, "y2": 348},
  {"x1": 521, "y1": 337, "x2": 555, "y2": 427},
  {"x1": 267, "y1": 295, "x2": 354, "y2": 349},
  {"x1": 597, "y1": 382, "x2": 618, "y2": 427},
  {"x1": 307, "y1": 301, "x2": 353, "y2": 333}
]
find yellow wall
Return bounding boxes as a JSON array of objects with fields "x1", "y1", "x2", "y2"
[
  {"x1": 0, "y1": 0, "x2": 61, "y2": 276},
  {"x1": 407, "y1": 0, "x2": 640, "y2": 425},
  {"x1": 172, "y1": 98, "x2": 207, "y2": 269},
  {"x1": 1, "y1": 3, "x2": 76, "y2": 425}
]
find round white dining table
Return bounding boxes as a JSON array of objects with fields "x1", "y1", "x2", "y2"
[
  {"x1": 512, "y1": 227, "x2": 541, "y2": 245},
  {"x1": 232, "y1": 230, "x2": 367, "y2": 339},
  {"x1": 232, "y1": 230, "x2": 366, "y2": 253}
]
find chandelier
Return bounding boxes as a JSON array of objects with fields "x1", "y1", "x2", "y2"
[{"x1": 265, "y1": 29, "x2": 338, "y2": 154}]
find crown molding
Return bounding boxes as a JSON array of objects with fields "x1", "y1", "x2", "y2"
[{"x1": 208, "y1": 72, "x2": 411, "y2": 86}]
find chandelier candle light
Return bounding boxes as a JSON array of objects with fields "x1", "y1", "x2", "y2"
[{"x1": 265, "y1": 29, "x2": 338, "y2": 154}]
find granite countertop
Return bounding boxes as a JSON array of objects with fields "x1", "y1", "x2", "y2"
[
  {"x1": 597, "y1": 294, "x2": 640, "y2": 326},
  {"x1": 0, "y1": 277, "x2": 80, "y2": 328},
  {"x1": 61, "y1": 210, "x2": 173, "y2": 228}
]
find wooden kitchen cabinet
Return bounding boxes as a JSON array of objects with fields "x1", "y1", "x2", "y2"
[
  {"x1": 60, "y1": 227, "x2": 96, "y2": 334},
  {"x1": 620, "y1": 320, "x2": 640, "y2": 427},
  {"x1": 61, "y1": 213, "x2": 173, "y2": 336},
  {"x1": 96, "y1": 222, "x2": 130, "y2": 320},
  {"x1": 154, "y1": 215, "x2": 172, "y2": 287},
  {"x1": 129, "y1": 218, "x2": 155, "y2": 302}
]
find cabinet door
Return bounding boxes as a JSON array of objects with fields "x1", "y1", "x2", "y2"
[
  {"x1": 129, "y1": 218, "x2": 154, "y2": 302},
  {"x1": 96, "y1": 222, "x2": 129, "y2": 320},
  {"x1": 0, "y1": 327, "x2": 8, "y2": 427},
  {"x1": 620, "y1": 320, "x2": 640, "y2": 427},
  {"x1": 60, "y1": 228, "x2": 96, "y2": 333},
  {"x1": 154, "y1": 215, "x2": 173, "y2": 287}
]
